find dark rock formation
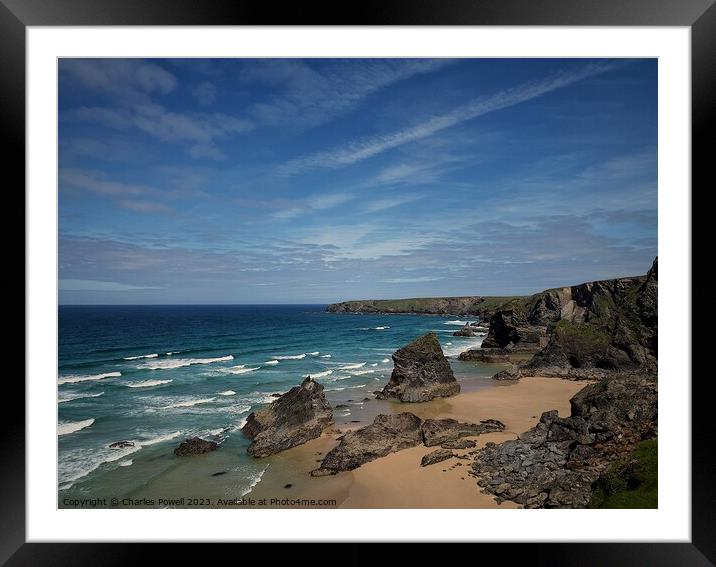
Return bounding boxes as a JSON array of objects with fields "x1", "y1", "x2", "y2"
[
  {"x1": 458, "y1": 348, "x2": 510, "y2": 363},
  {"x1": 242, "y1": 377, "x2": 333, "y2": 458},
  {"x1": 453, "y1": 324, "x2": 476, "y2": 337},
  {"x1": 483, "y1": 258, "x2": 658, "y2": 379},
  {"x1": 480, "y1": 308, "x2": 549, "y2": 352},
  {"x1": 376, "y1": 333, "x2": 460, "y2": 402},
  {"x1": 421, "y1": 449, "x2": 454, "y2": 467},
  {"x1": 174, "y1": 437, "x2": 219, "y2": 457},
  {"x1": 472, "y1": 374, "x2": 657, "y2": 508},
  {"x1": 310, "y1": 413, "x2": 423, "y2": 476},
  {"x1": 421, "y1": 418, "x2": 505, "y2": 447},
  {"x1": 441, "y1": 439, "x2": 477, "y2": 449},
  {"x1": 109, "y1": 441, "x2": 135, "y2": 449},
  {"x1": 325, "y1": 296, "x2": 523, "y2": 317}
]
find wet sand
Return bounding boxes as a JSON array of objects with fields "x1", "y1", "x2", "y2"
[{"x1": 249, "y1": 376, "x2": 589, "y2": 508}]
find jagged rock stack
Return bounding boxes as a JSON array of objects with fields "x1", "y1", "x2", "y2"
[
  {"x1": 241, "y1": 377, "x2": 333, "y2": 457},
  {"x1": 376, "y1": 332, "x2": 460, "y2": 402}
]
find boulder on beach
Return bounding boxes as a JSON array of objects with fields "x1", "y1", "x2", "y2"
[
  {"x1": 310, "y1": 413, "x2": 423, "y2": 476},
  {"x1": 421, "y1": 448, "x2": 454, "y2": 467},
  {"x1": 174, "y1": 437, "x2": 219, "y2": 457},
  {"x1": 376, "y1": 332, "x2": 460, "y2": 402},
  {"x1": 421, "y1": 418, "x2": 505, "y2": 447},
  {"x1": 242, "y1": 377, "x2": 333, "y2": 458}
]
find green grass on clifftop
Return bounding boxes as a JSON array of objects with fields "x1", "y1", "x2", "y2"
[{"x1": 589, "y1": 438, "x2": 658, "y2": 509}]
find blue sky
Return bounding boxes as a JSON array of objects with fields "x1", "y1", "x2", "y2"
[{"x1": 58, "y1": 58, "x2": 657, "y2": 304}]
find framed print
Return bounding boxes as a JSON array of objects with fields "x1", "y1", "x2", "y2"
[{"x1": 4, "y1": 0, "x2": 713, "y2": 563}]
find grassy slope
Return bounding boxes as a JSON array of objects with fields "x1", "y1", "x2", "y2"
[{"x1": 589, "y1": 438, "x2": 658, "y2": 509}]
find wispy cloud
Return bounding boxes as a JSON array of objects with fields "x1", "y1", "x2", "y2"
[
  {"x1": 271, "y1": 192, "x2": 356, "y2": 219},
  {"x1": 118, "y1": 200, "x2": 174, "y2": 214},
  {"x1": 60, "y1": 169, "x2": 153, "y2": 197},
  {"x1": 361, "y1": 193, "x2": 426, "y2": 213},
  {"x1": 67, "y1": 102, "x2": 253, "y2": 160},
  {"x1": 60, "y1": 169, "x2": 175, "y2": 215},
  {"x1": 279, "y1": 62, "x2": 620, "y2": 175},
  {"x1": 61, "y1": 59, "x2": 177, "y2": 102},
  {"x1": 242, "y1": 59, "x2": 456, "y2": 128},
  {"x1": 59, "y1": 279, "x2": 164, "y2": 292},
  {"x1": 192, "y1": 82, "x2": 217, "y2": 106}
]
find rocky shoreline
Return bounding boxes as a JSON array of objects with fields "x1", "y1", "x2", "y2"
[
  {"x1": 169, "y1": 259, "x2": 658, "y2": 509},
  {"x1": 305, "y1": 257, "x2": 658, "y2": 508}
]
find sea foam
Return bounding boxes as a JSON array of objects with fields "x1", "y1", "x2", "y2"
[
  {"x1": 58, "y1": 372, "x2": 121, "y2": 385},
  {"x1": 274, "y1": 354, "x2": 306, "y2": 360},
  {"x1": 140, "y1": 355, "x2": 233, "y2": 371},
  {"x1": 123, "y1": 353, "x2": 158, "y2": 360},
  {"x1": 338, "y1": 362, "x2": 366, "y2": 370},
  {"x1": 58, "y1": 418, "x2": 95, "y2": 436},
  {"x1": 303, "y1": 369, "x2": 332, "y2": 379},
  {"x1": 163, "y1": 398, "x2": 216, "y2": 409},
  {"x1": 58, "y1": 391, "x2": 104, "y2": 404},
  {"x1": 126, "y1": 379, "x2": 172, "y2": 388}
]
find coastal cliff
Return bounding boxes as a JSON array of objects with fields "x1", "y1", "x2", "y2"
[
  {"x1": 326, "y1": 296, "x2": 522, "y2": 317},
  {"x1": 473, "y1": 258, "x2": 657, "y2": 376}
]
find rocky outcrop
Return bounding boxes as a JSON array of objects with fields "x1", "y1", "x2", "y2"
[
  {"x1": 109, "y1": 441, "x2": 135, "y2": 449},
  {"x1": 421, "y1": 418, "x2": 505, "y2": 447},
  {"x1": 421, "y1": 449, "x2": 454, "y2": 467},
  {"x1": 326, "y1": 296, "x2": 522, "y2": 317},
  {"x1": 472, "y1": 374, "x2": 657, "y2": 508},
  {"x1": 174, "y1": 437, "x2": 219, "y2": 457},
  {"x1": 480, "y1": 258, "x2": 658, "y2": 377},
  {"x1": 453, "y1": 324, "x2": 477, "y2": 337},
  {"x1": 480, "y1": 308, "x2": 549, "y2": 352},
  {"x1": 242, "y1": 377, "x2": 333, "y2": 458},
  {"x1": 458, "y1": 348, "x2": 510, "y2": 363},
  {"x1": 376, "y1": 333, "x2": 460, "y2": 402},
  {"x1": 311, "y1": 413, "x2": 423, "y2": 476}
]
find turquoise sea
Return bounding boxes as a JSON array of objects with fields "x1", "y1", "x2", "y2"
[{"x1": 58, "y1": 305, "x2": 495, "y2": 505}]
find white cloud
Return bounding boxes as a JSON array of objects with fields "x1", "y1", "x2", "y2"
[{"x1": 279, "y1": 62, "x2": 620, "y2": 175}]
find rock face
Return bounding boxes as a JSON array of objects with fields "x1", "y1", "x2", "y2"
[
  {"x1": 458, "y1": 348, "x2": 510, "y2": 363},
  {"x1": 377, "y1": 333, "x2": 460, "y2": 402},
  {"x1": 421, "y1": 449, "x2": 454, "y2": 467},
  {"x1": 421, "y1": 418, "x2": 505, "y2": 446},
  {"x1": 174, "y1": 437, "x2": 219, "y2": 457},
  {"x1": 472, "y1": 375, "x2": 657, "y2": 508},
  {"x1": 242, "y1": 377, "x2": 333, "y2": 457},
  {"x1": 326, "y1": 296, "x2": 523, "y2": 317},
  {"x1": 480, "y1": 258, "x2": 658, "y2": 378},
  {"x1": 311, "y1": 413, "x2": 423, "y2": 476}
]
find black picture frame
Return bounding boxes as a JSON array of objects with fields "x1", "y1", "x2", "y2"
[{"x1": 4, "y1": 0, "x2": 712, "y2": 564}]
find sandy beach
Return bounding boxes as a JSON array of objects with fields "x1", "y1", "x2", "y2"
[{"x1": 249, "y1": 376, "x2": 590, "y2": 508}]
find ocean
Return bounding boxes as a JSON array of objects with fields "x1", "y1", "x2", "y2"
[{"x1": 58, "y1": 304, "x2": 497, "y2": 506}]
